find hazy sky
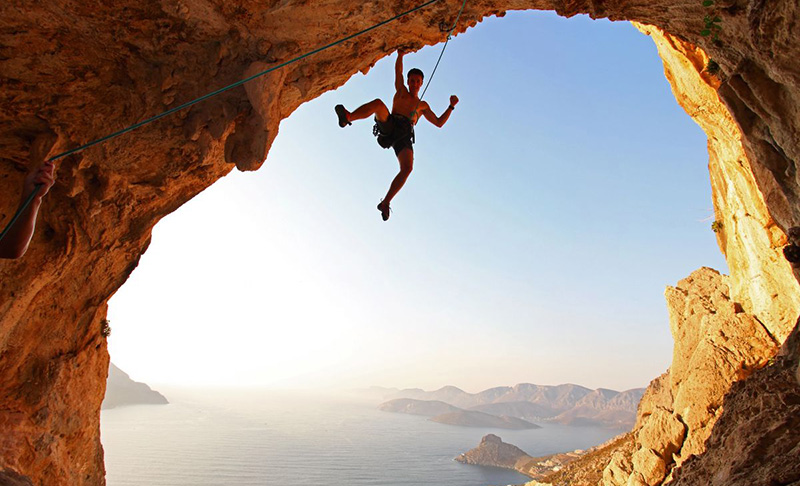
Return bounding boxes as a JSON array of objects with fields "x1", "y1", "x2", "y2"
[{"x1": 107, "y1": 10, "x2": 727, "y2": 393}]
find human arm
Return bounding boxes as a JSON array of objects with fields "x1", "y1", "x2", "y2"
[
  {"x1": 395, "y1": 50, "x2": 407, "y2": 93},
  {"x1": 421, "y1": 95, "x2": 459, "y2": 128},
  {"x1": 0, "y1": 161, "x2": 56, "y2": 259}
]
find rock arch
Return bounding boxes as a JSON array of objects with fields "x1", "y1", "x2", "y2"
[{"x1": 1, "y1": 0, "x2": 798, "y2": 484}]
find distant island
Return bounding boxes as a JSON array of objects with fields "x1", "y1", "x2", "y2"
[
  {"x1": 377, "y1": 383, "x2": 644, "y2": 428},
  {"x1": 102, "y1": 363, "x2": 168, "y2": 410},
  {"x1": 456, "y1": 433, "x2": 632, "y2": 484},
  {"x1": 378, "y1": 398, "x2": 461, "y2": 416},
  {"x1": 379, "y1": 398, "x2": 540, "y2": 429},
  {"x1": 456, "y1": 434, "x2": 534, "y2": 469},
  {"x1": 432, "y1": 410, "x2": 540, "y2": 429}
]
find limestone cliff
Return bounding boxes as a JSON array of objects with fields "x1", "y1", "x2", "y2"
[
  {"x1": 526, "y1": 24, "x2": 800, "y2": 486},
  {"x1": 533, "y1": 434, "x2": 635, "y2": 486},
  {"x1": 636, "y1": 25, "x2": 800, "y2": 343},
  {"x1": 527, "y1": 273, "x2": 799, "y2": 486},
  {"x1": 595, "y1": 25, "x2": 800, "y2": 486},
  {"x1": 524, "y1": 267, "x2": 792, "y2": 486},
  {"x1": 667, "y1": 322, "x2": 800, "y2": 486},
  {"x1": 600, "y1": 268, "x2": 782, "y2": 486},
  {"x1": 2, "y1": 0, "x2": 800, "y2": 484}
]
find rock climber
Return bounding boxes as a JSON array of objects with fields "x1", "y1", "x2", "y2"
[
  {"x1": 0, "y1": 161, "x2": 56, "y2": 259},
  {"x1": 335, "y1": 49, "x2": 459, "y2": 221}
]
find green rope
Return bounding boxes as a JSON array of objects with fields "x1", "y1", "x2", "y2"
[
  {"x1": 412, "y1": 0, "x2": 468, "y2": 119},
  {"x1": 46, "y1": 0, "x2": 443, "y2": 164},
  {"x1": 1, "y1": 0, "x2": 444, "y2": 246},
  {"x1": 0, "y1": 188, "x2": 40, "y2": 249}
]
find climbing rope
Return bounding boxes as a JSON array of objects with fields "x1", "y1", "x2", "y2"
[
  {"x1": 1, "y1": 0, "x2": 459, "y2": 245},
  {"x1": 415, "y1": 0, "x2": 468, "y2": 111}
]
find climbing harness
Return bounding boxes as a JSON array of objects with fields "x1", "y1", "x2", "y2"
[
  {"x1": 373, "y1": 114, "x2": 416, "y2": 152},
  {"x1": 0, "y1": 0, "x2": 468, "y2": 245}
]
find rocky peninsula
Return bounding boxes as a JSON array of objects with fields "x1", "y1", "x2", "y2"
[
  {"x1": 457, "y1": 433, "x2": 632, "y2": 484},
  {"x1": 102, "y1": 363, "x2": 168, "y2": 410}
]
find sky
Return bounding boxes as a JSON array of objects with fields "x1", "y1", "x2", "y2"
[{"x1": 106, "y1": 10, "x2": 728, "y2": 393}]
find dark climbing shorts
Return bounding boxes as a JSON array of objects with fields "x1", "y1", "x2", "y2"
[{"x1": 373, "y1": 114, "x2": 415, "y2": 155}]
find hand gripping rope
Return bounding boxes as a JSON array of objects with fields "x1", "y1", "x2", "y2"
[{"x1": 0, "y1": 0, "x2": 468, "y2": 245}]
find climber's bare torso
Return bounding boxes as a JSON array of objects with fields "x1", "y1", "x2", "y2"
[{"x1": 391, "y1": 87, "x2": 428, "y2": 124}]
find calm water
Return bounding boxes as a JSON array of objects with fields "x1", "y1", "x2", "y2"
[{"x1": 101, "y1": 388, "x2": 624, "y2": 486}]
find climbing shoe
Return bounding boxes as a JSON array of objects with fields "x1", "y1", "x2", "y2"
[
  {"x1": 377, "y1": 201, "x2": 391, "y2": 222},
  {"x1": 335, "y1": 105, "x2": 351, "y2": 128}
]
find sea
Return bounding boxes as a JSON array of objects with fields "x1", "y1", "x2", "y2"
[{"x1": 101, "y1": 388, "x2": 625, "y2": 486}]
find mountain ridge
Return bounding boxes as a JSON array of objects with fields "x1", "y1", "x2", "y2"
[{"x1": 381, "y1": 382, "x2": 644, "y2": 427}]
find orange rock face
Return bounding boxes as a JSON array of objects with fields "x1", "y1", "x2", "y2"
[
  {"x1": 637, "y1": 25, "x2": 800, "y2": 341},
  {"x1": 604, "y1": 268, "x2": 781, "y2": 486},
  {"x1": 667, "y1": 322, "x2": 800, "y2": 486},
  {"x1": 1, "y1": 0, "x2": 800, "y2": 485},
  {"x1": 600, "y1": 26, "x2": 800, "y2": 486}
]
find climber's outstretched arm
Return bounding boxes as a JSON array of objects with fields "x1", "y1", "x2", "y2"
[{"x1": 421, "y1": 95, "x2": 459, "y2": 128}]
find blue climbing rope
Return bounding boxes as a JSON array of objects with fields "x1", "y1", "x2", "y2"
[{"x1": 1, "y1": 0, "x2": 462, "y2": 245}]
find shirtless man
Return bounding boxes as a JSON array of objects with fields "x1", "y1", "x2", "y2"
[
  {"x1": 0, "y1": 161, "x2": 56, "y2": 259},
  {"x1": 335, "y1": 49, "x2": 459, "y2": 221}
]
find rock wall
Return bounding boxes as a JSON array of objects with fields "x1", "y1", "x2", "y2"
[
  {"x1": 530, "y1": 18, "x2": 800, "y2": 486},
  {"x1": 667, "y1": 319, "x2": 800, "y2": 486},
  {"x1": 592, "y1": 25, "x2": 800, "y2": 486},
  {"x1": 532, "y1": 268, "x2": 797, "y2": 486},
  {"x1": 636, "y1": 25, "x2": 800, "y2": 340},
  {"x1": 1, "y1": 0, "x2": 800, "y2": 484},
  {"x1": 537, "y1": 433, "x2": 635, "y2": 486},
  {"x1": 601, "y1": 268, "x2": 782, "y2": 486}
]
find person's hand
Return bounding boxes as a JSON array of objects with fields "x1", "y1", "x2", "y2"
[
  {"x1": 450, "y1": 95, "x2": 459, "y2": 107},
  {"x1": 397, "y1": 48, "x2": 407, "y2": 57},
  {"x1": 22, "y1": 161, "x2": 56, "y2": 203}
]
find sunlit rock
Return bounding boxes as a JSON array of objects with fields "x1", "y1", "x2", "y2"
[
  {"x1": 666, "y1": 319, "x2": 800, "y2": 486},
  {"x1": 2, "y1": 0, "x2": 800, "y2": 484}
]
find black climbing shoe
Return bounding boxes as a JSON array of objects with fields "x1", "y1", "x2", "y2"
[
  {"x1": 377, "y1": 201, "x2": 391, "y2": 221},
  {"x1": 335, "y1": 105, "x2": 351, "y2": 128}
]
